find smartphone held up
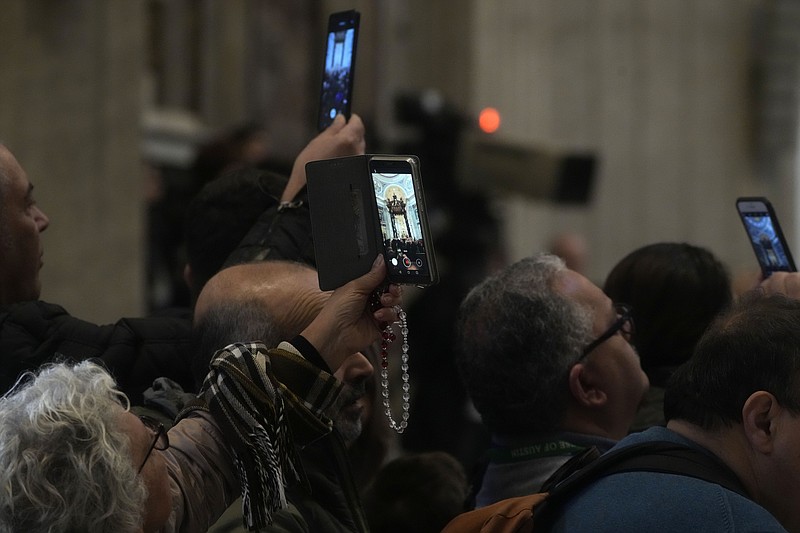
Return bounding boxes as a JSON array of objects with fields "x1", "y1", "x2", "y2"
[
  {"x1": 306, "y1": 154, "x2": 439, "y2": 291},
  {"x1": 317, "y1": 10, "x2": 360, "y2": 131},
  {"x1": 736, "y1": 196, "x2": 796, "y2": 277}
]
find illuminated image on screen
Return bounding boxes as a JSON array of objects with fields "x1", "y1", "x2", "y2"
[
  {"x1": 743, "y1": 213, "x2": 792, "y2": 271},
  {"x1": 319, "y1": 28, "x2": 355, "y2": 127},
  {"x1": 371, "y1": 170, "x2": 431, "y2": 280}
]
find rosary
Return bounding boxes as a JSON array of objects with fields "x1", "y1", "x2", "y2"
[{"x1": 378, "y1": 305, "x2": 410, "y2": 433}]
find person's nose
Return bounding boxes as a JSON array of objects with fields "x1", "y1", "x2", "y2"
[{"x1": 34, "y1": 206, "x2": 49, "y2": 232}]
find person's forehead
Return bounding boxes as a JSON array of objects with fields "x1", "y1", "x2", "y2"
[{"x1": 0, "y1": 146, "x2": 29, "y2": 195}]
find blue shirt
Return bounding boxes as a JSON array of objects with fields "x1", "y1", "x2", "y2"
[{"x1": 549, "y1": 427, "x2": 787, "y2": 532}]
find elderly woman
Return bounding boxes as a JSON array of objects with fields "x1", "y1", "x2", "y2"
[{"x1": 0, "y1": 256, "x2": 400, "y2": 532}]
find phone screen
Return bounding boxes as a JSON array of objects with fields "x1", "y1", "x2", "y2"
[
  {"x1": 369, "y1": 157, "x2": 437, "y2": 285},
  {"x1": 317, "y1": 11, "x2": 359, "y2": 131},
  {"x1": 738, "y1": 198, "x2": 796, "y2": 276}
]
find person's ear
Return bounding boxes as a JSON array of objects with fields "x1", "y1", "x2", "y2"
[
  {"x1": 568, "y1": 363, "x2": 608, "y2": 408},
  {"x1": 742, "y1": 391, "x2": 780, "y2": 454}
]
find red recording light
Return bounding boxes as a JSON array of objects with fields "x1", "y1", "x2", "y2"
[{"x1": 478, "y1": 107, "x2": 501, "y2": 133}]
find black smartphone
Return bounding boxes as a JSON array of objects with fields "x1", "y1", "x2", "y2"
[
  {"x1": 317, "y1": 10, "x2": 360, "y2": 131},
  {"x1": 368, "y1": 155, "x2": 439, "y2": 286},
  {"x1": 306, "y1": 154, "x2": 439, "y2": 290},
  {"x1": 736, "y1": 196, "x2": 796, "y2": 277}
]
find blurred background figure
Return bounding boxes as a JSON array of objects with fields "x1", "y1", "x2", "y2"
[
  {"x1": 182, "y1": 167, "x2": 286, "y2": 304},
  {"x1": 603, "y1": 242, "x2": 733, "y2": 431},
  {"x1": 147, "y1": 121, "x2": 288, "y2": 312},
  {"x1": 400, "y1": 192, "x2": 506, "y2": 474},
  {"x1": 362, "y1": 451, "x2": 469, "y2": 533},
  {"x1": 548, "y1": 232, "x2": 589, "y2": 276}
]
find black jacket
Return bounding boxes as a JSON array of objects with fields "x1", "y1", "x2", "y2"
[{"x1": 0, "y1": 300, "x2": 194, "y2": 405}]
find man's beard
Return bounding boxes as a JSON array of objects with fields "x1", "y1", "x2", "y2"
[{"x1": 333, "y1": 379, "x2": 367, "y2": 447}]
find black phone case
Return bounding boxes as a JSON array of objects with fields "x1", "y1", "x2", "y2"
[{"x1": 306, "y1": 155, "x2": 382, "y2": 290}]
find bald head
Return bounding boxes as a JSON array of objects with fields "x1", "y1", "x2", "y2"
[
  {"x1": 195, "y1": 260, "x2": 329, "y2": 338},
  {"x1": 193, "y1": 260, "x2": 376, "y2": 446},
  {"x1": 191, "y1": 260, "x2": 329, "y2": 388}
]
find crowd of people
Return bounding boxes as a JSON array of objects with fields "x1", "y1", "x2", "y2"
[{"x1": 2, "y1": 107, "x2": 800, "y2": 533}]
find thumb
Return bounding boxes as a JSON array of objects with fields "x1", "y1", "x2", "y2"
[
  {"x1": 350, "y1": 255, "x2": 386, "y2": 293},
  {"x1": 327, "y1": 113, "x2": 347, "y2": 133}
]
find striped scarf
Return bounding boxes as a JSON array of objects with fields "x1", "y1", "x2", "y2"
[{"x1": 199, "y1": 342, "x2": 302, "y2": 530}]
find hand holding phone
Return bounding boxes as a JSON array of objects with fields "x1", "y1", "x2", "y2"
[
  {"x1": 317, "y1": 10, "x2": 360, "y2": 131},
  {"x1": 282, "y1": 113, "x2": 365, "y2": 203},
  {"x1": 736, "y1": 197, "x2": 796, "y2": 277}
]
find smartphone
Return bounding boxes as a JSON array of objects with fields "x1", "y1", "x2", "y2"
[
  {"x1": 369, "y1": 155, "x2": 439, "y2": 286},
  {"x1": 736, "y1": 197, "x2": 796, "y2": 277},
  {"x1": 317, "y1": 10, "x2": 360, "y2": 131},
  {"x1": 306, "y1": 154, "x2": 439, "y2": 290}
]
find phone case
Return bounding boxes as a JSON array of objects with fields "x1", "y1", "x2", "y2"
[{"x1": 306, "y1": 155, "x2": 382, "y2": 290}]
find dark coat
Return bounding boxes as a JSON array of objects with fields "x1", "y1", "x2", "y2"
[{"x1": 0, "y1": 300, "x2": 194, "y2": 405}]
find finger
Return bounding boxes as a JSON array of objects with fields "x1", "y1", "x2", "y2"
[
  {"x1": 381, "y1": 289, "x2": 402, "y2": 308},
  {"x1": 342, "y1": 114, "x2": 366, "y2": 152},
  {"x1": 386, "y1": 283, "x2": 403, "y2": 297},
  {"x1": 327, "y1": 113, "x2": 347, "y2": 133},
  {"x1": 347, "y1": 255, "x2": 387, "y2": 295},
  {"x1": 373, "y1": 306, "x2": 399, "y2": 324},
  {"x1": 761, "y1": 272, "x2": 786, "y2": 294},
  {"x1": 346, "y1": 112, "x2": 364, "y2": 129}
]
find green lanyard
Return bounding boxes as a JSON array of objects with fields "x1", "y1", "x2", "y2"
[{"x1": 487, "y1": 440, "x2": 586, "y2": 464}]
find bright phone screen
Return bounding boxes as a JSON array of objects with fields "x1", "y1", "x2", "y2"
[
  {"x1": 370, "y1": 167, "x2": 433, "y2": 282},
  {"x1": 318, "y1": 24, "x2": 356, "y2": 130},
  {"x1": 741, "y1": 210, "x2": 794, "y2": 273}
]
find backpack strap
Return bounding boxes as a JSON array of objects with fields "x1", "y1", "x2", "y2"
[
  {"x1": 538, "y1": 446, "x2": 602, "y2": 493},
  {"x1": 595, "y1": 442, "x2": 748, "y2": 496},
  {"x1": 442, "y1": 440, "x2": 749, "y2": 533},
  {"x1": 536, "y1": 440, "x2": 749, "y2": 526}
]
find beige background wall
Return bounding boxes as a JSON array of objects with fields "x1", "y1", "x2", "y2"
[
  {"x1": 0, "y1": 0, "x2": 793, "y2": 322},
  {"x1": 467, "y1": 0, "x2": 769, "y2": 282},
  {"x1": 0, "y1": 1, "x2": 146, "y2": 322}
]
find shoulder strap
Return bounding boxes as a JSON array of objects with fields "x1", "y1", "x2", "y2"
[
  {"x1": 537, "y1": 440, "x2": 749, "y2": 526},
  {"x1": 539, "y1": 446, "x2": 601, "y2": 492},
  {"x1": 442, "y1": 440, "x2": 749, "y2": 533},
  {"x1": 597, "y1": 441, "x2": 748, "y2": 496}
]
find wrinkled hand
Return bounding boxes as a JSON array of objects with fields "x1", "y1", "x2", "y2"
[
  {"x1": 281, "y1": 113, "x2": 366, "y2": 202},
  {"x1": 301, "y1": 255, "x2": 402, "y2": 372},
  {"x1": 759, "y1": 272, "x2": 800, "y2": 300}
]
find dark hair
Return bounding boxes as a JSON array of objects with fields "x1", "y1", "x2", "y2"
[
  {"x1": 664, "y1": 292, "x2": 800, "y2": 430},
  {"x1": 183, "y1": 168, "x2": 285, "y2": 300},
  {"x1": 455, "y1": 254, "x2": 592, "y2": 436},
  {"x1": 603, "y1": 242, "x2": 731, "y2": 385},
  {"x1": 190, "y1": 122, "x2": 269, "y2": 188},
  {"x1": 363, "y1": 451, "x2": 468, "y2": 533}
]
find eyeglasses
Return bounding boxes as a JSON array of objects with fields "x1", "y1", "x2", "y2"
[
  {"x1": 137, "y1": 416, "x2": 169, "y2": 474},
  {"x1": 579, "y1": 303, "x2": 634, "y2": 360}
]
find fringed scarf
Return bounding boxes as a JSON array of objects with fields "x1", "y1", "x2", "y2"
[{"x1": 199, "y1": 342, "x2": 302, "y2": 530}]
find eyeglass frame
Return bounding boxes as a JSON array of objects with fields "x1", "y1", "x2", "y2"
[
  {"x1": 579, "y1": 303, "x2": 634, "y2": 360},
  {"x1": 137, "y1": 416, "x2": 169, "y2": 474}
]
